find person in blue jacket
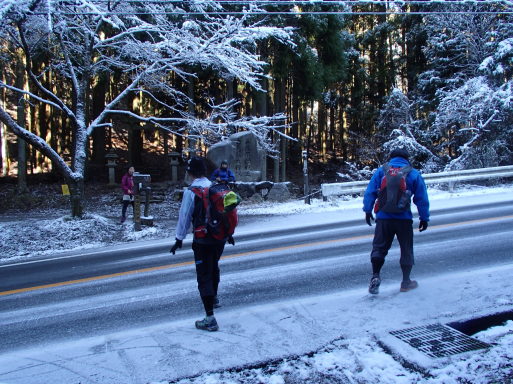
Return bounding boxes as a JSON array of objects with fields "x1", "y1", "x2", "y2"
[
  {"x1": 210, "y1": 160, "x2": 235, "y2": 184},
  {"x1": 363, "y1": 147, "x2": 430, "y2": 294}
]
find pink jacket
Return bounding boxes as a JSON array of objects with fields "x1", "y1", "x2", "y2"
[{"x1": 121, "y1": 173, "x2": 134, "y2": 195}]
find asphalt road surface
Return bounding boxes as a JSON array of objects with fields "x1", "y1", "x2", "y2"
[{"x1": 1, "y1": 200, "x2": 513, "y2": 354}]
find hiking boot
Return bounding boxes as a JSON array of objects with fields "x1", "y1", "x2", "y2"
[
  {"x1": 214, "y1": 296, "x2": 221, "y2": 308},
  {"x1": 195, "y1": 316, "x2": 219, "y2": 332},
  {"x1": 368, "y1": 275, "x2": 381, "y2": 295},
  {"x1": 400, "y1": 280, "x2": 418, "y2": 292}
]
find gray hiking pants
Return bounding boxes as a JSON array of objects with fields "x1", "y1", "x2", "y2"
[{"x1": 370, "y1": 219, "x2": 414, "y2": 266}]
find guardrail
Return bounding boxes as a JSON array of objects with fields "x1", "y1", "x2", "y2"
[{"x1": 321, "y1": 164, "x2": 513, "y2": 199}]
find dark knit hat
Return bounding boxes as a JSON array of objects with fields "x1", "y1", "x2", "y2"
[
  {"x1": 389, "y1": 148, "x2": 410, "y2": 160},
  {"x1": 186, "y1": 157, "x2": 206, "y2": 177}
]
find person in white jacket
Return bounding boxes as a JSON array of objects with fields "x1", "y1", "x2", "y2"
[{"x1": 170, "y1": 157, "x2": 226, "y2": 332}]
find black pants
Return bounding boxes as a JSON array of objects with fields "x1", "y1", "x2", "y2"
[
  {"x1": 192, "y1": 242, "x2": 225, "y2": 298},
  {"x1": 121, "y1": 200, "x2": 134, "y2": 217},
  {"x1": 371, "y1": 219, "x2": 414, "y2": 266}
]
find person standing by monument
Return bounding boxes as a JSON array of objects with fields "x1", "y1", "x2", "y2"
[
  {"x1": 120, "y1": 166, "x2": 135, "y2": 223},
  {"x1": 210, "y1": 160, "x2": 235, "y2": 185}
]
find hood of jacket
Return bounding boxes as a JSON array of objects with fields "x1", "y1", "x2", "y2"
[{"x1": 388, "y1": 156, "x2": 411, "y2": 168}]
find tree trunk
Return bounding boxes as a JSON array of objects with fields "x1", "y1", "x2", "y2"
[
  {"x1": 0, "y1": 68, "x2": 5, "y2": 176},
  {"x1": 254, "y1": 78, "x2": 267, "y2": 117},
  {"x1": 338, "y1": 100, "x2": 347, "y2": 161},
  {"x1": 291, "y1": 87, "x2": 299, "y2": 139},
  {"x1": 226, "y1": 78, "x2": 234, "y2": 101},
  {"x1": 127, "y1": 121, "x2": 143, "y2": 167},
  {"x1": 318, "y1": 102, "x2": 327, "y2": 160},
  {"x1": 274, "y1": 77, "x2": 287, "y2": 181},
  {"x1": 272, "y1": 78, "x2": 282, "y2": 182},
  {"x1": 377, "y1": 7, "x2": 388, "y2": 102},
  {"x1": 68, "y1": 178, "x2": 84, "y2": 218},
  {"x1": 273, "y1": 135, "x2": 280, "y2": 182},
  {"x1": 0, "y1": 118, "x2": 5, "y2": 176},
  {"x1": 163, "y1": 129, "x2": 168, "y2": 156},
  {"x1": 48, "y1": 71, "x2": 60, "y2": 177},
  {"x1": 281, "y1": 135, "x2": 286, "y2": 182},
  {"x1": 15, "y1": 60, "x2": 28, "y2": 192},
  {"x1": 290, "y1": 83, "x2": 301, "y2": 170},
  {"x1": 187, "y1": 78, "x2": 196, "y2": 154},
  {"x1": 329, "y1": 105, "x2": 336, "y2": 159},
  {"x1": 300, "y1": 103, "x2": 307, "y2": 141},
  {"x1": 17, "y1": 98, "x2": 28, "y2": 193},
  {"x1": 70, "y1": 39, "x2": 91, "y2": 217},
  {"x1": 91, "y1": 73, "x2": 108, "y2": 165}
]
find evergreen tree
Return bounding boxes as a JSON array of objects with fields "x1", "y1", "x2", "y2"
[
  {"x1": 378, "y1": 89, "x2": 435, "y2": 169},
  {"x1": 417, "y1": 3, "x2": 502, "y2": 111}
]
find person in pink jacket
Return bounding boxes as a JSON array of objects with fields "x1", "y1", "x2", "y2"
[{"x1": 121, "y1": 166, "x2": 135, "y2": 223}]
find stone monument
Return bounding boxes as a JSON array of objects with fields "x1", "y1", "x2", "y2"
[{"x1": 207, "y1": 131, "x2": 266, "y2": 182}]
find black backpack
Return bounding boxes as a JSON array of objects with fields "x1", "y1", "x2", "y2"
[{"x1": 374, "y1": 163, "x2": 413, "y2": 214}]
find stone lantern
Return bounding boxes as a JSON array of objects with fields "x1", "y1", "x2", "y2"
[
  {"x1": 105, "y1": 151, "x2": 119, "y2": 185},
  {"x1": 169, "y1": 151, "x2": 180, "y2": 182}
]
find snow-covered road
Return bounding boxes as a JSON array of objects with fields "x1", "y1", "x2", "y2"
[
  {"x1": 0, "y1": 262, "x2": 512, "y2": 383},
  {"x1": 0, "y1": 186, "x2": 512, "y2": 383}
]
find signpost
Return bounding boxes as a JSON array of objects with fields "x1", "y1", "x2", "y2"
[
  {"x1": 302, "y1": 150, "x2": 310, "y2": 205},
  {"x1": 132, "y1": 173, "x2": 151, "y2": 231}
]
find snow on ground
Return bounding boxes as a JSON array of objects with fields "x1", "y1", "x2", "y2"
[
  {"x1": 0, "y1": 183, "x2": 512, "y2": 383},
  {"x1": 2, "y1": 183, "x2": 513, "y2": 263},
  {"x1": 0, "y1": 214, "x2": 162, "y2": 262},
  {"x1": 0, "y1": 263, "x2": 512, "y2": 384}
]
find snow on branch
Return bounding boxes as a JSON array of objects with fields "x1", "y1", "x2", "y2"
[
  {"x1": 0, "y1": 82, "x2": 63, "y2": 110},
  {"x1": 0, "y1": 107, "x2": 79, "y2": 180},
  {"x1": 162, "y1": 98, "x2": 294, "y2": 155},
  {"x1": 184, "y1": 113, "x2": 291, "y2": 156},
  {"x1": 0, "y1": 0, "x2": 296, "y2": 185},
  {"x1": 437, "y1": 77, "x2": 513, "y2": 170}
]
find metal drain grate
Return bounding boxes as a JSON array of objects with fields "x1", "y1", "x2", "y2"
[{"x1": 389, "y1": 323, "x2": 491, "y2": 358}]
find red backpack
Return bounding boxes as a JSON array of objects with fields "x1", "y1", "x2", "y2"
[
  {"x1": 190, "y1": 183, "x2": 240, "y2": 241},
  {"x1": 374, "y1": 163, "x2": 412, "y2": 214}
]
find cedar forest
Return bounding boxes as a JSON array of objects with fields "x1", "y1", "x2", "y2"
[{"x1": 0, "y1": 0, "x2": 512, "y2": 215}]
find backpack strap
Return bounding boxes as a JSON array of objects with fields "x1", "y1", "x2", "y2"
[
  {"x1": 189, "y1": 186, "x2": 210, "y2": 238},
  {"x1": 383, "y1": 163, "x2": 412, "y2": 177},
  {"x1": 189, "y1": 186, "x2": 209, "y2": 202},
  {"x1": 398, "y1": 165, "x2": 412, "y2": 177}
]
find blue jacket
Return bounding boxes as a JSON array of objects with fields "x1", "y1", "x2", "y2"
[
  {"x1": 363, "y1": 157, "x2": 430, "y2": 221},
  {"x1": 210, "y1": 168, "x2": 235, "y2": 183}
]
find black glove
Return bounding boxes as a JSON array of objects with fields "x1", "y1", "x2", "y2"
[
  {"x1": 228, "y1": 235, "x2": 235, "y2": 246},
  {"x1": 365, "y1": 212, "x2": 375, "y2": 226},
  {"x1": 419, "y1": 220, "x2": 428, "y2": 232},
  {"x1": 170, "y1": 238, "x2": 183, "y2": 254}
]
